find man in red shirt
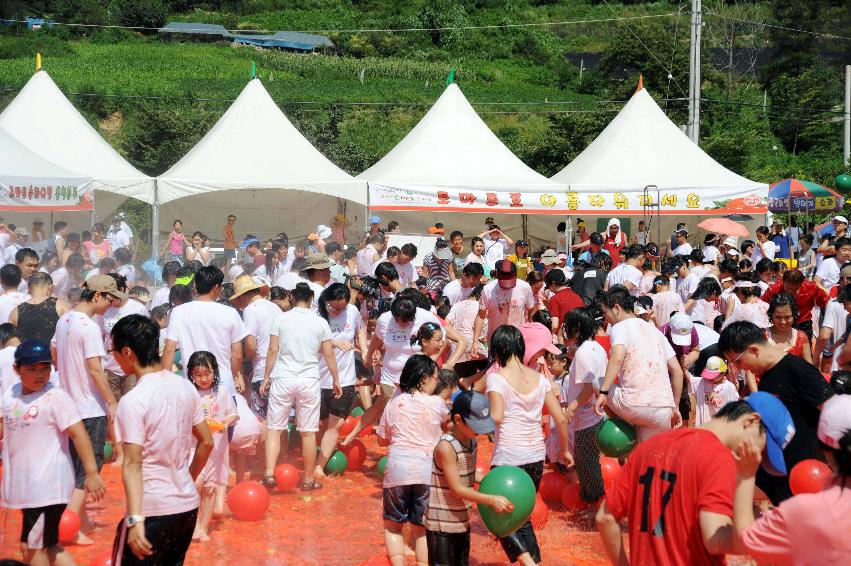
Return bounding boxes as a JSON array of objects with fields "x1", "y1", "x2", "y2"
[
  {"x1": 596, "y1": 392, "x2": 794, "y2": 566},
  {"x1": 761, "y1": 268, "x2": 826, "y2": 340},
  {"x1": 603, "y1": 218, "x2": 627, "y2": 267},
  {"x1": 545, "y1": 269, "x2": 584, "y2": 339}
]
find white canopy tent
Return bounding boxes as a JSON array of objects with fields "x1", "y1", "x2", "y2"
[
  {"x1": 0, "y1": 127, "x2": 93, "y2": 212},
  {"x1": 156, "y1": 78, "x2": 368, "y2": 251},
  {"x1": 550, "y1": 87, "x2": 768, "y2": 226},
  {"x1": 0, "y1": 71, "x2": 153, "y2": 223}
]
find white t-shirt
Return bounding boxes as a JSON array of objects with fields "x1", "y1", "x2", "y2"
[
  {"x1": 374, "y1": 307, "x2": 441, "y2": 386},
  {"x1": 51, "y1": 267, "x2": 70, "y2": 301},
  {"x1": 231, "y1": 394, "x2": 262, "y2": 450},
  {"x1": 0, "y1": 345, "x2": 16, "y2": 394},
  {"x1": 0, "y1": 383, "x2": 80, "y2": 508},
  {"x1": 482, "y1": 237, "x2": 509, "y2": 268},
  {"x1": 479, "y1": 279, "x2": 536, "y2": 339},
  {"x1": 268, "y1": 307, "x2": 332, "y2": 381},
  {"x1": 441, "y1": 280, "x2": 474, "y2": 306},
  {"x1": 279, "y1": 246, "x2": 297, "y2": 274},
  {"x1": 115, "y1": 370, "x2": 203, "y2": 517},
  {"x1": 166, "y1": 301, "x2": 249, "y2": 396},
  {"x1": 464, "y1": 253, "x2": 485, "y2": 267},
  {"x1": 226, "y1": 263, "x2": 244, "y2": 284},
  {"x1": 486, "y1": 372, "x2": 550, "y2": 466},
  {"x1": 4, "y1": 243, "x2": 21, "y2": 265},
  {"x1": 690, "y1": 377, "x2": 739, "y2": 426},
  {"x1": 107, "y1": 228, "x2": 130, "y2": 251},
  {"x1": 116, "y1": 264, "x2": 136, "y2": 285},
  {"x1": 816, "y1": 258, "x2": 841, "y2": 291},
  {"x1": 319, "y1": 304, "x2": 363, "y2": 389},
  {"x1": 98, "y1": 299, "x2": 149, "y2": 376},
  {"x1": 822, "y1": 300, "x2": 848, "y2": 372},
  {"x1": 694, "y1": 323, "x2": 720, "y2": 351},
  {"x1": 565, "y1": 340, "x2": 606, "y2": 432},
  {"x1": 753, "y1": 240, "x2": 777, "y2": 263},
  {"x1": 277, "y1": 271, "x2": 306, "y2": 291},
  {"x1": 609, "y1": 317, "x2": 676, "y2": 408},
  {"x1": 395, "y1": 261, "x2": 417, "y2": 288},
  {"x1": 151, "y1": 286, "x2": 170, "y2": 309},
  {"x1": 242, "y1": 298, "x2": 281, "y2": 383},
  {"x1": 356, "y1": 245, "x2": 379, "y2": 276},
  {"x1": 672, "y1": 242, "x2": 693, "y2": 257},
  {"x1": 52, "y1": 310, "x2": 108, "y2": 419},
  {"x1": 606, "y1": 263, "x2": 642, "y2": 295},
  {"x1": 0, "y1": 291, "x2": 29, "y2": 323},
  {"x1": 703, "y1": 245, "x2": 719, "y2": 263}
]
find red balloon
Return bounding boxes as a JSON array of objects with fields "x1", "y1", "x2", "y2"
[
  {"x1": 339, "y1": 415, "x2": 360, "y2": 438},
  {"x1": 273, "y1": 463, "x2": 300, "y2": 491},
  {"x1": 342, "y1": 439, "x2": 367, "y2": 471},
  {"x1": 530, "y1": 494, "x2": 548, "y2": 529},
  {"x1": 227, "y1": 481, "x2": 270, "y2": 521},
  {"x1": 789, "y1": 459, "x2": 833, "y2": 496},
  {"x1": 89, "y1": 550, "x2": 113, "y2": 566},
  {"x1": 538, "y1": 472, "x2": 569, "y2": 505},
  {"x1": 600, "y1": 456, "x2": 622, "y2": 495},
  {"x1": 561, "y1": 482, "x2": 589, "y2": 511},
  {"x1": 58, "y1": 509, "x2": 80, "y2": 544}
]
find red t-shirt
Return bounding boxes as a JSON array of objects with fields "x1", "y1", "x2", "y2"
[
  {"x1": 604, "y1": 237, "x2": 626, "y2": 267},
  {"x1": 605, "y1": 428, "x2": 736, "y2": 566},
  {"x1": 761, "y1": 280, "x2": 827, "y2": 324},
  {"x1": 548, "y1": 287, "x2": 585, "y2": 324}
]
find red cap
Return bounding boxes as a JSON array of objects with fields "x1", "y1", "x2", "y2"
[{"x1": 495, "y1": 259, "x2": 517, "y2": 289}]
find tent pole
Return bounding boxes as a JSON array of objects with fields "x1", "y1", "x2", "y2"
[
  {"x1": 522, "y1": 214, "x2": 528, "y2": 245},
  {"x1": 151, "y1": 180, "x2": 160, "y2": 261},
  {"x1": 565, "y1": 214, "x2": 573, "y2": 268}
]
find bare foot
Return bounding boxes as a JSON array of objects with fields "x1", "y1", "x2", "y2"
[
  {"x1": 74, "y1": 532, "x2": 95, "y2": 546},
  {"x1": 192, "y1": 530, "x2": 210, "y2": 542},
  {"x1": 314, "y1": 467, "x2": 327, "y2": 480}
]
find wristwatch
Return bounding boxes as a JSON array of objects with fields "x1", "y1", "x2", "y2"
[
  {"x1": 125, "y1": 515, "x2": 145, "y2": 528},
  {"x1": 599, "y1": 389, "x2": 609, "y2": 395}
]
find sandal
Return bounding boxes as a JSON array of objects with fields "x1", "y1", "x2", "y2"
[
  {"x1": 261, "y1": 474, "x2": 277, "y2": 489},
  {"x1": 300, "y1": 480, "x2": 323, "y2": 492}
]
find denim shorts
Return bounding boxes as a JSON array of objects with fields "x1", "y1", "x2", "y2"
[{"x1": 383, "y1": 484, "x2": 430, "y2": 526}]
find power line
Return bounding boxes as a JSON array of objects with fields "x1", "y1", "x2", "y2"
[
  {"x1": 2, "y1": 12, "x2": 678, "y2": 34},
  {"x1": 704, "y1": 11, "x2": 851, "y2": 41}
]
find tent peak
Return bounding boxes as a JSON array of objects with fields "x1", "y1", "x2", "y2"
[{"x1": 634, "y1": 73, "x2": 644, "y2": 95}]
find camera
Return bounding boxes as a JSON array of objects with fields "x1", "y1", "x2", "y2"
[{"x1": 345, "y1": 274, "x2": 391, "y2": 317}]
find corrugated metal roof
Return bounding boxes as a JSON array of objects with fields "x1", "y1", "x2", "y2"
[{"x1": 158, "y1": 22, "x2": 333, "y2": 49}]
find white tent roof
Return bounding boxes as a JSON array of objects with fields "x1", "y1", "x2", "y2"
[
  {"x1": 0, "y1": 127, "x2": 90, "y2": 183},
  {"x1": 359, "y1": 83, "x2": 556, "y2": 191},
  {"x1": 156, "y1": 78, "x2": 367, "y2": 205},
  {"x1": 552, "y1": 88, "x2": 766, "y2": 195},
  {"x1": 0, "y1": 71, "x2": 153, "y2": 203}
]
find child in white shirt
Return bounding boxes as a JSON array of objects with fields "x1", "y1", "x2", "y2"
[{"x1": 691, "y1": 356, "x2": 739, "y2": 426}]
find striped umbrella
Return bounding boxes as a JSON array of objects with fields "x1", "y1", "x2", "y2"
[{"x1": 768, "y1": 178, "x2": 844, "y2": 213}]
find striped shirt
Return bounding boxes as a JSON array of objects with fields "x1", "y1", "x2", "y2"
[{"x1": 425, "y1": 434, "x2": 476, "y2": 533}]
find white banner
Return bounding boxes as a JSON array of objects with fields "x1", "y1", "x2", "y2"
[{"x1": 0, "y1": 177, "x2": 94, "y2": 211}]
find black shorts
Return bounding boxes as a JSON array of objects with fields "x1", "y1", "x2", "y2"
[
  {"x1": 320, "y1": 385, "x2": 356, "y2": 420},
  {"x1": 426, "y1": 529, "x2": 470, "y2": 566},
  {"x1": 112, "y1": 508, "x2": 198, "y2": 566},
  {"x1": 69, "y1": 416, "x2": 107, "y2": 489},
  {"x1": 21, "y1": 503, "x2": 65, "y2": 550},
  {"x1": 383, "y1": 484, "x2": 430, "y2": 526}
]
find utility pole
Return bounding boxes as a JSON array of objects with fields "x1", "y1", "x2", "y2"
[
  {"x1": 844, "y1": 64, "x2": 849, "y2": 167},
  {"x1": 688, "y1": 0, "x2": 702, "y2": 144}
]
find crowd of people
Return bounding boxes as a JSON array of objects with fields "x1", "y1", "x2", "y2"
[{"x1": 0, "y1": 209, "x2": 848, "y2": 566}]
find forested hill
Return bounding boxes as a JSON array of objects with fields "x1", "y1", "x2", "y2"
[{"x1": 0, "y1": 0, "x2": 848, "y2": 190}]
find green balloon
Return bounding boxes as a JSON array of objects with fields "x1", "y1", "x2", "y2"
[
  {"x1": 351, "y1": 406, "x2": 365, "y2": 417},
  {"x1": 476, "y1": 466, "x2": 536, "y2": 537},
  {"x1": 377, "y1": 455, "x2": 388, "y2": 477},
  {"x1": 103, "y1": 441, "x2": 113, "y2": 461},
  {"x1": 325, "y1": 451, "x2": 348, "y2": 475},
  {"x1": 596, "y1": 417, "x2": 637, "y2": 458},
  {"x1": 836, "y1": 174, "x2": 851, "y2": 193}
]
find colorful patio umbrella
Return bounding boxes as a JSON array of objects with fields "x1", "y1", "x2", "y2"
[{"x1": 768, "y1": 178, "x2": 844, "y2": 213}]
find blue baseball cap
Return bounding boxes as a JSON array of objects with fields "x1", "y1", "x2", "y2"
[
  {"x1": 14, "y1": 339, "x2": 51, "y2": 366},
  {"x1": 744, "y1": 392, "x2": 795, "y2": 476},
  {"x1": 451, "y1": 391, "x2": 495, "y2": 434},
  {"x1": 369, "y1": 215, "x2": 381, "y2": 225}
]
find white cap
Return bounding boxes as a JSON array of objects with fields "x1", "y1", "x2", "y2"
[
  {"x1": 668, "y1": 312, "x2": 693, "y2": 346},
  {"x1": 834, "y1": 215, "x2": 849, "y2": 225},
  {"x1": 817, "y1": 394, "x2": 851, "y2": 449},
  {"x1": 316, "y1": 225, "x2": 332, "y2": 239},
  {"x1": 723, "y1": 236, "x2": 738, "y2": 248}
]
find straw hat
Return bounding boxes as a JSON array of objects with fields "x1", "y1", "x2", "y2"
[{"x1": 230, "y1": 275, "x2": 269, "y2": 300}]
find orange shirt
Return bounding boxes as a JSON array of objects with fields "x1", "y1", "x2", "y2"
[{"x1": 224, "y1": 224, "x2": 235, "y2": 250}]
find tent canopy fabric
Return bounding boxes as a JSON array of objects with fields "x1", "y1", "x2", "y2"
[
  {"x1": 0, "y1": 71, "x2": 153, "y2": 203},
  {"x1": 362, "y1": 83, "x2": 560, "y2": 214},
  {"x1": 156, "y1": 78, "x2": 367, "y2": 206},
  {"x1": 0, "y1": 127, "x2": 93, "y2": 211},
  {"x1": 551, "y1": 88, "x2": 767, "y2": 216}
]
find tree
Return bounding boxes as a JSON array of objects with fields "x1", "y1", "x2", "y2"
[
  {"x1": 110, "y1": 0, "x2": 167, "y2": 31},
  {"x1": 759, "y1": 0, "x2": 828, "y2": 88}
]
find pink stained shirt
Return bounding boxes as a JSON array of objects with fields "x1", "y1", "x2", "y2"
[
  {"x1": 52, "y1": 310, "x2": 108, "y2": 419},
  {"x1": 479, "y1": 279, "x2": 536, "y2": 340},
  {"x1": 486, "y1": 371, "x2": 550, "y2": 467},
  {"x1": 377, "y1": 391, "x2": 448, "y2": 488},
  {"x1": 0, "y1": 383, "x2": 81, "y2": 508},
  {"x1": 609, "y1": 317, "x2": 677, "y2": 408},
  {"x1": 195, "y1": 387, "x2": 237, "y2": 488},
  {"x1": 446, "y1": 299, "x2": 482, "y2": 363},
  {"x1": 650, "y1": 290, "x2": 684, "y2": 329},
  {"x1": 115, "y1": 370, "x2": 204, "y2": 517},
  {"x1": 742, "y1": 482, "x2": 851, "y2": 565}
]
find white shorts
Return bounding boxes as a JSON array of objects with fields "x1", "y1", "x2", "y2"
[
  {"x1": 607, "y1": 385, "x2": 673, "y2": 444},
  {"x1": 267, "y1": 378, "x2": 321, "y2": 432}
]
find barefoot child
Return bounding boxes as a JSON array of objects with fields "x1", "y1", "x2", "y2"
[
  {"x1": 426, "y1": 391, "x2": 513, "y2": 566},
  {"x1": 188, "y1": 352, "x2": 238, "y2": 541},
  {"x1": 1, "y1": 339, "x2": 106, "y2": 565},
  {"x1": 544, "y1": 344, "x2": 570, "y2": 472},
  {"x1": 378, "y1": 355, "x2": 449, "y2": 566}
]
